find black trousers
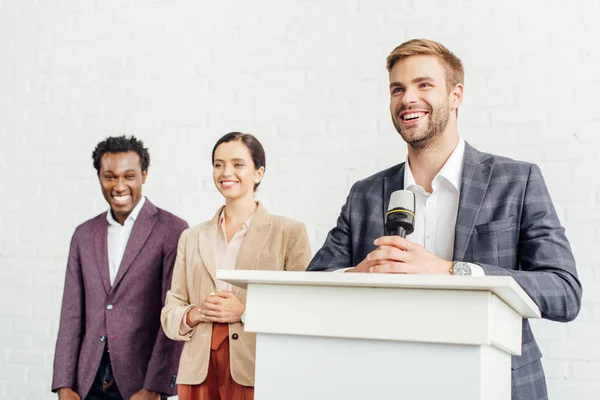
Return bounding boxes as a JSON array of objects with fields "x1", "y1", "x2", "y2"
[{"x1": 85, "y1": 348, "x2": 123, "y2": 400}]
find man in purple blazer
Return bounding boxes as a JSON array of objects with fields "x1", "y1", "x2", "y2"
[{"x1": 52, "y1": 136, "x2": 188, "y2": 400}]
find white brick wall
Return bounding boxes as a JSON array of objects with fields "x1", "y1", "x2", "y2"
[{"x1": 1, "y1": 0, "x2": 599, "y2": 398}]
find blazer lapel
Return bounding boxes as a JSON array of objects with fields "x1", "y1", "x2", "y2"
[
  {"x1": 235, "y1": 203, "x2": 272, "y2": 272},
  {"x1": 92, "y1": 214, "x2": 111, "y2": 295},
  {"x1": 382, "y1": 163, "x2": 406, "y2": 235},
  {"x1": 198, "y1": 209, "x2": 221, "y2": 287},
  {"x1": 200, "y1": 204, "x2": 271, "y2": 294},
  {"x1": 111, "y1": 200, "x2": 159, "y2": 291},
  {"x1": 453, "y1": 142, "x2": 494, "y2": 261}
]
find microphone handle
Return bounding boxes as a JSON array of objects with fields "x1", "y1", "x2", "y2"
[{"x1": 392, "y1": 226, "x2": 407, "y2": 238}]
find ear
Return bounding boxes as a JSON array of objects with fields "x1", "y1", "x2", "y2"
[
  {"x1": 255, "y1": 166, "x2": 265, "y2": 182},
  {"x1": 450, "y1": 83, "x2": 464, "y2": 110},
  {"x1": 141, "y1": 170, "x2": 148, "y2": 184}
]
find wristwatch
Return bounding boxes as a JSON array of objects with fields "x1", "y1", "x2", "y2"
[
  {"x1": 240, "y1": 311, "x2": 246, "y2": 325},
  {"x1": 450, "y1": 261, "x2": 472, "y2": 276}
]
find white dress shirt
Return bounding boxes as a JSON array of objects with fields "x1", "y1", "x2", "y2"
[
  {"x1": 334, "y1": 136, "x2": 483, "y2": 274},
  {"x1": 106, "y1": 196, "x2": 146, "y2": 286},
  {"x1": 404, "y1": 137, "x2": 483, "y2": 275}
]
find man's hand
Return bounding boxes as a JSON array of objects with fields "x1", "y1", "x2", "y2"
[
  {"x1": 130, "y1": 388, "x2": 160, "y2": 400},
  {"x1": 345, "y1": 253, "x2": 383, "y2": 273},
  {"x1": 350, "y1": 236, "x2": 452, "y2": 274},
  {"x1": 57, "y1": 388, "x2": 80, "y2": 400},
  {"x1": 200, "y1": 291, "x2": 245, "y2": 324}
]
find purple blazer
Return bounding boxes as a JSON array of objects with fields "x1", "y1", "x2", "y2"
[{"x1": 52, "y1": 199, "x2": 188, "y2": 399}]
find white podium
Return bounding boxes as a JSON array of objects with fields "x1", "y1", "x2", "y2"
[{"x1": 217, "y1": 270, "x2": 540, "y2": 400}]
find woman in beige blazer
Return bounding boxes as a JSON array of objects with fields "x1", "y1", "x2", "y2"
[{"x1": 161, "y1": 132, "x2": 311, "y2": 400}]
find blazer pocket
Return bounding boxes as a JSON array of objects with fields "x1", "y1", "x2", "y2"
[
  {"x1": 475, "y1": 217, "x2": 516, "y2": 234},
  {"x1": 511, "y1": 339, "x2": 543, "y2": 370}
]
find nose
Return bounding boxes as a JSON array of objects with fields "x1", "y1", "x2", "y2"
[
  {"x1": 222, "y1": 164, "x2": 234, "y2": 177},
  {"x1": 401, "y1": 86, "x2": 419, "y2": 105},
  {"x1": 114, "y1": 178, "x2": 127, "y2": 192}
]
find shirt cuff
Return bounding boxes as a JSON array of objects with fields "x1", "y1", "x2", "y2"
[
  {"x1": 179, "y1": 305, "x2": 197, "y2": 336},
  {"x1": 467, "y1": 263, "x2": 486, "y2": 276}
]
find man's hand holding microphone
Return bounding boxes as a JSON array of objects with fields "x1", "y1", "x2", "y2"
[{"x1": 347, "y1": 190, "x2": 452, "y2": 275}]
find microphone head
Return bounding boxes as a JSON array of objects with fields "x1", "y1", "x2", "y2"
[
  {"x1": 387, "y1": 190, "x2": 415, "y2": 213},
  {"x1": 385, "y1": 190, "x2": 415, "y2": 237}
]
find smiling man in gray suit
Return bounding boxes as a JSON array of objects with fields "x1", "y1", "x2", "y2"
[
  {"x1": 307, "y1": 39, "x2": 582, "y2": 400},
  {"x1": 52, "y1": 136, "x2": 188, "y2": 400}
]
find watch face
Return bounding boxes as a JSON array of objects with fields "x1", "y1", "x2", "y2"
[{"x1": 453, "y1": 263, "x2": 471, "y2": 276}]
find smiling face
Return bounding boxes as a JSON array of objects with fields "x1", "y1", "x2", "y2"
[
  {"x1": 389, "y1": 55, "x2": 462, "y2": 151},
  {"x1": 212, "y1": 140, "x2": 264, "y2": 202},
  {"x1": 98, "y1": 151, "x2": 147, "y2": 224}
]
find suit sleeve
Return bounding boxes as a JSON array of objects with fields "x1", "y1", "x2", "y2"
[
  {"x1": 284, "y1": 222, "x2": 312, "y2": 271},
  {"x1": 478, "y1": 164, "x2": 582, "y2": 322},
  {"x1": 161, "y1": 228, "x2": 196, "y2": 341},
  {"x1": 306, "y1": 183, "x2": 356, "y2": 271},
  {"x1": 52, "y1": 231, "x2": 84, "y2": 393},
  {"x1": 143, "y1": 219, "x2": 188, "y2": 395}
]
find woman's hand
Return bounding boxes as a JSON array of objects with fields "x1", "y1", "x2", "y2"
[{"x1": 199, "y1": 291, "x2": 245, "y2": 323}]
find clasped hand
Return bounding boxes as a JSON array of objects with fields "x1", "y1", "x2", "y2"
[
  {"x1": 198, "y1": 291, "x2": 245, "y2": 324},
  {"x1": 349, "y1": 236, "x2": 452, "y2": 274}
]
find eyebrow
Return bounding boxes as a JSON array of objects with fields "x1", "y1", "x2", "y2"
[
  {"x1": 213, "y1": 158, "x2": 247, "y2": 162},
  {"x1": 103, "y1": 169, "x2": 137, "y2": 174},
  {"x1": 389, "y1": 76, "x2": 436, "y2": 89}
]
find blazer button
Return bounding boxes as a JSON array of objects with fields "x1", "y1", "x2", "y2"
[
  {"x1": 231, "y1": 333, "x2": 239, "y2": 340},
  {"x1": 106, "y1": 304, "x2": 113, "y2": 310},
  {"x1": 100, "y1": 335, "x2": 106, "y2": 342}
]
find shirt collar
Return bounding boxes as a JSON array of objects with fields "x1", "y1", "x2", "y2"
[
  {"x1": 218, "y1": 208, "x2": 254, "y2": 232},
  {"x1": 106, "y1": 196, "x2": 146, "y2": 226},
  {"x1": 403, "y1": 136, "x2": 465, "y2": 192}
]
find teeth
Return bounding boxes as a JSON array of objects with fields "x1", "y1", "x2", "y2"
[
  {"x1": 222, "y1": 182, "x2": 238, "y2": 187},
  {"x1": 113, "y1": 195, "x2": 130, "y2": 204},
  {"x1": 402, "y1": 112, "x2": 425, "y2": 120}
]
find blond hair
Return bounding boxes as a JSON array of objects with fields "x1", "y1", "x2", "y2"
[{"x1": 386, "y1": 39, "x2": 464, "y2": 92}]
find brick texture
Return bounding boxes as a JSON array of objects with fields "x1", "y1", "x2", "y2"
[{"x1": 1, "y1": 0, "x2": 599, "y2": 398}]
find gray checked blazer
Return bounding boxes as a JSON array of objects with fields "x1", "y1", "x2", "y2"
[{"x1": 307, "y1": 142, "x2": 582, "y2": 400}]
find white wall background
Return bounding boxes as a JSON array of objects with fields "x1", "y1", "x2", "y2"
[{"x1": 1, "y1": 0, "x2": 599, "y2": 398}]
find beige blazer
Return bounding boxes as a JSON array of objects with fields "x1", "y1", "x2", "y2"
[{"x1": 161, "y1": 202, "x2": 311, "y2": 387}]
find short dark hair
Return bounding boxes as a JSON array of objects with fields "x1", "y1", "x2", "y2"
[
  {"x1": 92, "y1": 135, "x2": 150, "y2": 173},
  {"x1": 212, "y1": 132, "x2": 266, "y2": 190}
]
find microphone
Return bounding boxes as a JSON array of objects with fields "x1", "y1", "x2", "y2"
[{"x1": 385, "y1": 190, "x2": 415, "y2": 237}]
